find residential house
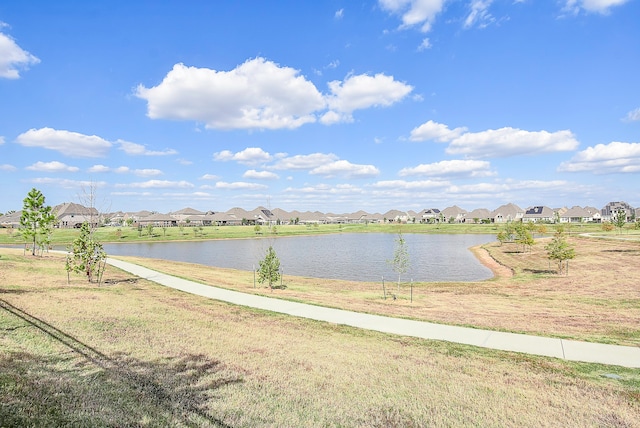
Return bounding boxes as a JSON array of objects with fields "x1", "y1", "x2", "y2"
[
  {"x1": 491, "y1": 203, "x2": 523, "y2": 223},
  {"x1": 523, "y1": 206, "x2": 556, "y2": 223},
  {"x1": 420, "y1": 208, "x2": 441, "y2": 223},
  {"x1": 54, "y1": 202, "x2": 99, "y2": 228},
  {"x1": 560, "y1": 206, "x2": 591, "y2": 223},
  {"x1": 441, "y1": 205, "x2": 467, "y2": 223},
  {"x1": 170, "y1": 207, "x2": 205, "y2": 223},
  {"x1": 464, "y1": 208, "x2": 492, "y2": 223},
  {"x1": 0, "y1": 211, "x2": 22, "y2": 228},
  {"x1": 137, "y1": 213, "x2": 178, "y2": 228},
  {"x1": 601, "y1": 201, "x2": 634, "y2": 222}
]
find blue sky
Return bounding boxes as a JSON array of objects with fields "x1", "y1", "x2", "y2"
[{"x1": 1, "y1": 0, "x2": 639, "y2": 214}]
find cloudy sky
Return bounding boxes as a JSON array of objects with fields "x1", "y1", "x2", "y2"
[{"x1": 1, "y1": 0, "x2": 638, "y2": 214}]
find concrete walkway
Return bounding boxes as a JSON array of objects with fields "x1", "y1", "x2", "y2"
[{"x1": 106, "y1": 257, "x2": 640, "y2": 369}]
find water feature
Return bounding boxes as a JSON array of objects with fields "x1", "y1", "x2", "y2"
[{"x1": 104, "y1": 233, "x2": 495, "y2": 282}]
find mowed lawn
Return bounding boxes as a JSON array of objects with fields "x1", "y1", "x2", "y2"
[{"x1": 1, "y1": 237, "x2": 639, "y2": 427}]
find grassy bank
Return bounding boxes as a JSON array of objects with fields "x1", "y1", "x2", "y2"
[
  {"x1": 1, "y1": 246, "x2": 640, "y2": 426},
  {"x1": 0, "y1": 221, "x2": 619, "y2": 247}
]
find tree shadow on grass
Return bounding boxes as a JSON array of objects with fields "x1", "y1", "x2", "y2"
[{"x1": 0, "y1": 299, "x2": 241, "y2": 427}]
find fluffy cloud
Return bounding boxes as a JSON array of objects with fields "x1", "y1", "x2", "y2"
[
  {"x1": 136, "y1": 58, "x2": 325, "y2": 130},
  {"x1": 371, "y1": 179, "x2": 450, "y2": 189},
  {"x1": 16, "y1": 128, "x2": 113, "y2": 158},
  {"x1": 213, "y1": 147, "x2": 272, "y2": 165},
  {"x1": 378, "y1": 0, "x2": 447, "y2": 32},
  {"x1": 1, "y1": 164, "x2": 17, "y2": 172},
  {"x1": 0, "y1": 136, "x2": 4, "y2": 145},
  {"x1": 410, "y1": 121, "x2": 578, "y2": 158},
  {"x1": 399, "y1": 159, "x2": 495, "y2": 177},
  {"x1": 558, "y1": 141, "x2": 640, "y2": 173},
  {"x1": 116, "y1": 180, "x2": 194, "y2": 189},
  {"x1": 464, "y1": 0, "x2": 495, "y2": 29},
  {"x1": 243, "y1": 170, "x2": 279, "y2": 180},
  {"x1": 133, "y1": 169, "x2": 163, "y2": 177},
  {"x1": 322, "y1": 73, "x2": 413, "y2": 123},
  {"x1": 88, "y1": 164, "x2": 111, "y2": 173},
  {"x1": 622, "y1": 107, "x2": 640, "y2": 122},
  {"x1": 309, "y1": 160, "x2": 380, "y2": 178},
  {"x1": 272, "y1": 153, "x2": 339, "y2": 170},
  {"x1": 409, "y1": 120, "x2": 467, "y2": 142},
  {"x1": 563, "y1": 0, "x2": 630, "y2": 14},
  {"x1": 215, "y1": 181, "x2": 268, "y2": 190},
  {"x1": 26, "y1": 161, "x2": 79, "y2": 173},
  {"x1": 136, "y1": 57, "x2": 412, "y2": 130},
  {"x1": 117, "y1": 140, "x2": 177, "y2": 156},
  {"x1": 0, "y1": 30, "x2": 40, "y2": 79},
  {"x1": 28, "y1": 177, "x2": 107, "y2": 189}
]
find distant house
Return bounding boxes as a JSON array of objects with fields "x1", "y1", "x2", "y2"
[
  {"x1": 170, "y1": 207, "x2": 205, "y2": 223},
  {"x1": 523, "y1": 206, "x2": 555, "y2": 223},
  {"x1": 420, "y1": 208, "x2": 441, "y2": 223},
  {"x1": 491, "y1": 203, "x2": 523, "y2": 223},
  {"x1": 0, "y1": 211, "x2": 22, "y2": 228},
  {"x1": 54, "y1": 202, "x2": 99, "y2": 228},
  {"x1": 441, "y1": 205, "x2": 467, "y2": 223},
  {"x1": 601, "y1": 201, "x2": 634, "y2": 222},
  {"x1": 560, "y1": 206, "x2": 591, "y2": 223},
  {"x1": 137, "y1": 213, "x2": 178, "y2": 228},
  {"x1": 465, "y1": 208, "x2": 491, "y2": 223}
]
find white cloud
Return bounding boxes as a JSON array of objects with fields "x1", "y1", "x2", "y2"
[
  {"x1": 417, "y1": 124, "x2": 579, "y2": 158},
  {"x1": 323, "y1": 73, "x2": 413, "y2": 123},
  {"x1": 88, "y1": 164, "x2": 111, "y2": 173},
  {"x1": 133, "y1": 169, "x2": 163, "y2": 177},
  {"x1": 0, "y1": 31, "x2": 40, "y2": 79},
  {"x1": 409, "y1": 120, "x2": 467, "y2": 142},
  {"x1": 114, "y1": 166, "x2": 130, "y2": 174},
  {"x1": 0, "y1": 136, "x2": 4, "y2": 145},
  {"x1": 1, "y1": 164, "x2": 17, "y2": 172},
  {"x1": 26, "y1": 161, "x2": 79, "y2": 173},
  {"x1": 558, "y1": 141, "x2": 640, "y2": 173},
  {"x1": 272, "y1": 153, "x2": 339, "y2": 170},
  {"x1": 622, "y1": 107, "x2": 640, "y2": 122},
  {"x1": 215, "y1": 181, "x2": 268, "y2": 190},
  {"x1": 310, "y1": 160, "x2": 380, "y2": 178},
  {"x1": 448, "y1": 128, "x2": 579, "y2": 158},
  {"x1": 136, "y1": 58, "x2": 325, "y2": 130},
  {"x1": 199, "y1": 173, "x2": 220, "y2": 180},
  {"x1": 16, "y1": 127, "x2": 112, "y2": 158},
  {"x1": 213, "y1": 147, "x2": 272, "y2": 165},
  {"x1": 371, "y1": 179, "x2": 450, "y2": 189},
  {"x1": 563, "y1": 0, "x2": 630, "y2": 14},
  {"x1": 464, "y1": 0, "x2": 495, "y2": 29},
  {"x1": 418, "y1": 38, "x2": 432, "y2": 51},
  {"x1": 28, "y1": 177, "x2": 107, "y2": 189},
  {"x1": 335, "y1": 8, "x2": 344, "y2": 19},
  {"x1": 243, "y1": 169, "x2": 279, "y2": 180},
  {"x1": 117, "y1": 140, "x2": 177, "y2": 156},
  {"x1": 399, "y1": 159, "x2": 495, "y2": 177},
  {"x1": 378, "y1": 0, "x2": 447, "y2": 33},
  {"x1": 116, "y1": 180, "x2": 194, "y2": 189}
]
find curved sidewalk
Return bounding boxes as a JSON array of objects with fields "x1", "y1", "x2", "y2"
[{"x1": 106, "y1": 258, "x2": 640, "y2": 369}]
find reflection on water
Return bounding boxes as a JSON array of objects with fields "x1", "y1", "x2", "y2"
[{"x1": 104, "y1": 233, "x2": 495, "y2": 282}]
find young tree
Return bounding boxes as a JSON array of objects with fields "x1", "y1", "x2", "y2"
[
  {"x1": 388, "y1": 231, "x2": 410, "y2": 291},
  {"x1": 66, "y1": 221, "x2": 106, "y2": 283},
  {"x1": 515, "y1": 223, "x2": 534, "y2": 253},
  {"x1": 613, "y1": 210, "x2": 627, "y2": 234},
  {"x1": 20, "y1": 188, "x2": 56, "y2": 256},
  {"x1": 545, "y1": 227, "x2": 575, "y2": 275},
  {"x1": 257, "y1": 245, "x2": 280, "y2": 290}
]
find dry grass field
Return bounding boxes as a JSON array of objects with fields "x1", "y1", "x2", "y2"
[
  {"x1": 115, "y1": 235, "x2": 640, "y2": 346},
  {"x1": 1, "y1": 235, "x2": 639, "y2": 427}
]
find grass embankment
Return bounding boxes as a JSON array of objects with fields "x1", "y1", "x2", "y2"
[
  {"x1": 0, "y1": 221, "x2": 615, "y2": 247},
  {"x1": 1, "y1": 241, "x2": 640, "y2": 427},
  {"x1": 116, "y1": 234, "x2": 640, "y2": 346}
]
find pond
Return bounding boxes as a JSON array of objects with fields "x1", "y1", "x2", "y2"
[{"x1": 104, "y1": 233, "x2": 496, "y2": 282}]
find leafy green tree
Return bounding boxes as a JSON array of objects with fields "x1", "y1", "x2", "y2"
[
  {"x1": 66, "y1": 222, "x2": 106, "y2": 283},
  {"x1": 613, "y1": 210, "x2": 627, "y2": 234},
  {"x1": 515, "y1": 222, "x2": 534, "y2": 253},
  {"x1": 146, "y1": 223, "x2": 154, "y2": 237},
  {"x1": 388, "y1": 231, "x2": 410, "y2": 291},
  {"x1": 257, "y1": 245, "x2": 281, "y2": 290},
  {"x1": 545, "y1": 227, "x2": 575, "y2": 275},
  {"x1": 20, "y1": 188, "x2": 56, "y2": 256}
]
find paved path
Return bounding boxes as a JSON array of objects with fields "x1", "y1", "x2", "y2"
[{"x1": 107, "y1": 257, "x2": 640, "y2": 369}]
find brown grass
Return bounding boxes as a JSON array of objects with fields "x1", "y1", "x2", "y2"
[
  {"x1": 105, "y1": 235, "x2": 640, "y2": 346},
  {"x1": 1, "y1": 243, "x2": 640, "y2": 426}
]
